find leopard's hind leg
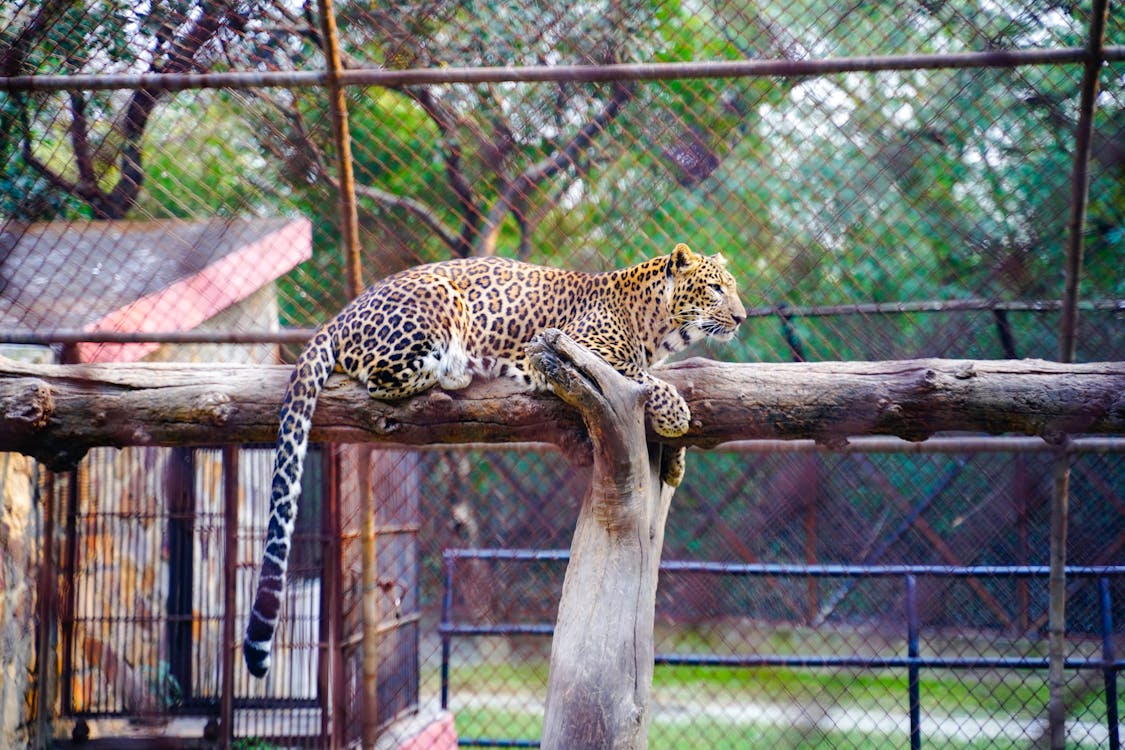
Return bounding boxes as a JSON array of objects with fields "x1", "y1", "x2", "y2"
[{"x1": 335, "y1": 273, "x2": 474, "y2": 400}]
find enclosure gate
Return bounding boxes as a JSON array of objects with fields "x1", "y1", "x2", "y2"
[{"x1": 41, "y1": 444, "x2": 367, "y2": 748}]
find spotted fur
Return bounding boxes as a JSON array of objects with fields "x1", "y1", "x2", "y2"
[{"x1": 243, "y1": 243, "x2": 744, "y2": 677}]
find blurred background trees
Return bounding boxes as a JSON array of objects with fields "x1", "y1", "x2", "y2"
[{"x1": 3, "y1": 0, "x2": 1122, "y2": 355}]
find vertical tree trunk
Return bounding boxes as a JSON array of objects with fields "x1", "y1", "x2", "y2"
[{"x1": 528, "y1": 330, "x2": 677, "y2": 750}]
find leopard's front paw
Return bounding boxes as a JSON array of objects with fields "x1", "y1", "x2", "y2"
[{"x1": 644, "y1": 377, "x2": 691, "y2": 438}]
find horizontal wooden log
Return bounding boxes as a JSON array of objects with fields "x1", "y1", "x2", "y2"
[
  {"x1": 667, "y1": 357, "x2": 1125, "y2": 445},
  {"x1": 2, "y1": 355, "x2": 1124, "y2": 469}
]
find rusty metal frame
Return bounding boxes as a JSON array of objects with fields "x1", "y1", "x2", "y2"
[
  {"x1": 220, "y1": 446, "x2": 238, "y2": 749},
  {"x1": 4, "y1": 294, "x2": 1124, "y2": 347},
  {"x1": 4, "y1": 46, "x2": 1125, "y2": 94},
  {"x1": 1050, "y1": 1, "x2": 1110, "y2": 746}
]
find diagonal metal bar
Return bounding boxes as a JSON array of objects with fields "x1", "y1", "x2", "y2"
[
  {"x1": 1060, "y1": 2, "x2": 1111, "y2": 364},
  {"x1": 858, "y1": 454, "x2": 1015, "y2": 627},
  {"x1": 815, "y1": 456, "x2": 969, "y2": 625}
]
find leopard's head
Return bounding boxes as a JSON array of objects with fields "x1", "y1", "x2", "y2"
[{"x1": 667, "y1": 243, "x2": 746, "y2": 345}]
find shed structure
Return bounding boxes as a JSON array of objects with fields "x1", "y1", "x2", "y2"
[{"x1": 1, "y1": 218, "x2": 444, "y2": 747}]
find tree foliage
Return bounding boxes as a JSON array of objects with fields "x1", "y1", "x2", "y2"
[
  {"x1": 2, "y1": 1, "x2": 1121, "y2": 357},
  {"x1": 1, "y1": 0, "x2": 253, "y2": 219}
]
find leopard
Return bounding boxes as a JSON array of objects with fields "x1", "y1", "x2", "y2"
[{"x1": 243, "y1": 242, "x2": 745, "y2": 678}]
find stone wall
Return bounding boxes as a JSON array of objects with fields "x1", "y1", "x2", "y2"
[
  {"x1": 1, "y1": 346, "x2": 50, "y2": 749},
  {"x1": 1, "y1": 448, "x2": 41, "y2": 748}
]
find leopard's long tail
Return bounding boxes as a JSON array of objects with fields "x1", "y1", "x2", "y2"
[{"x1": 244, "y1": 327, "x2": 336, "y2": 678}]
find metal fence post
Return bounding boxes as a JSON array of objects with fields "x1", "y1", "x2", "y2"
[
  {"x1": 314, "y1": 0, "x2": 370, "y2": 742},
  {"x1": 906, "y1": 574, "x2": 921, "y2": 750},
  {"x1": 1047, "y1": 452, "x2": 1072, "y2": 749},
  {"x1": 440, "y1": 551, "x2": 455, "y2": 711},
  {"x1": 321, "y1": 446, "x2": 345, "y2": 749},
  {"x1": 34, "y1": 471, "x2": 58, "y2": 748},
  {"x1": 1099, "y1": 578, "x2": 1120, "y2": 750},
  {"x1": 1051, "y1": 2, "x2": 1110, "y2": 743},
  {"x1": 221, "y1": 446, "x2": 239, "y2": 749}
]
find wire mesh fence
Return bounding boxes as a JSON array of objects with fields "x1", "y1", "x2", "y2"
[{"x1": 2, "y1": 0, "x2": 1124, "y2": 747}]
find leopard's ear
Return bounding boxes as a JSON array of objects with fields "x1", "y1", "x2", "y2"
[{"x1": 670, "y1": 243, "x2": 702, "y2": 273}]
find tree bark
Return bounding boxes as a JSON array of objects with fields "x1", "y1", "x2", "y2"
[
  {"x1": 2, "y1": 355, "x2": 1124, "y2": 470},
  {"x1": 526, "y1": 329, "x2": 672, "y2": 749}
]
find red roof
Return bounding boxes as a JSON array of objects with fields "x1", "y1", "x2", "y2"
[{"x1": 0, "y1": 217, "x2": 312, "y2": 362}]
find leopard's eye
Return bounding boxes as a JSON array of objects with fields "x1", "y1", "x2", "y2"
[{"x1": 709, "y1": 283, "x2": 724, "y2": 293}]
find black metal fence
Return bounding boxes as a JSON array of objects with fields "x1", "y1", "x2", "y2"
[
  {"x1": 3, "y1": 0, "x2": 1125, "y2": 747},
  {"x1": 424, "y1": 443, "x2": 1125, "y2": 749},
  {"x1": 440, "y1": 549, "x2": 1125, "y2": 749}
]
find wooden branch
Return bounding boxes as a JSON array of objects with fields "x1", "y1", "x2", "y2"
[
  {"x1": 352, "y1": 181, "x2": 462, "y2": 252},
  {"x1": 2, "y1": 355, "x2": 1123, "y2": 470},
  {"x1": 528, "y1": 329, "x2": 671, "y2": 749},
  {"x1": 409, "y1": 86, "x2": 481, "y2": 256},
  {"x1": 667, "y1": 357, "x2": 1125, "y2": 445},
  {"x1": 68, "y1": 91, "x2": 97, "y2": 192},
  {"x1": 18, "y1": 2, "x2": 244, "y2": 219},
  {"x1": 475, "y1": 81, "x2": 635, "y2": 255}
]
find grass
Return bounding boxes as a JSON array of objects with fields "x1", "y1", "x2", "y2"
[
  {"x1": 650, "y1": 663, "x2": 1049, "y2": 716},
  {"x1": 437, "y1": 659, "x2": 1050, "y2": 718},
  {"x1": 433, "y1": 623, "x2": 1115, "y2": 748},
  {"x1": 436, "y1": 648, "x2": 1115, "y2": 748},
  {"x1": 452, "y1": 706, "x2": 1064, "y2": 749}
]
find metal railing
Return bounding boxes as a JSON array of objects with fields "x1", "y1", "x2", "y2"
[{"x1": 440, "y1": 548, "x2": 1124, "y2": 749}]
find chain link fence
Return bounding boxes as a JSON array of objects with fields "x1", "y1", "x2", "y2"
[{"x1": 2, "y1": 0, "x2": 1124, "y2": 747}]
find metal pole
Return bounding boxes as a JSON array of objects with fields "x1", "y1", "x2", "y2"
[
  {"x1": 906, "y1": 575, "x2": 921, "y2": 750},
  {"x1": 357, "y1": 447, "x2": 379, "y2": 746},
  {"x1": 1050, "y1": 1, "x2": 1108, "y2": 746},
  {"x1": 1059, "y1": 0, "x2": 1109, "y2": 363},
  {"x1": 5, "y1": 297, "x2": 1125, "y2": 347},
  {"x1": 1047, "y1": 451, "x2": 1072, "y2": 749},
  {"x1": 321, "y1": 447, "x2": 345, "y2": 749},
  {"x1": 221, "y1": 447, "x2": 239, "y2": 750},
  {"x1": 328, "y1": 449, "x2": 344, "y2": 746},
  {"x1": 60, "y1": 468, "x2": 81, "y2": 736},
  {"x1": 6, "y1": 46, "x2": 1125, "y2": 93},
  {"x1": 440, "y1": 551, "x2": 455, "y2": 710},
  {"x1": 1099, "y1": 578, "x2": 1119, "y2": 750},
  {"x1": 318, "y1": 0, "x2": 363, "y2": 299},
  {"x1": 34, "y1": 471, "x2": 57, "y2": 749},
  {"x1": 315, "y1": 0, "x2": 372, "y2": 744}
]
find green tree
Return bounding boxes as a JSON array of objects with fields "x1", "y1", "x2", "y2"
[
  {"x1": 1, "y1": 0, "x2": 252, "y2": 220},
  {"x1": 235, "y1": 0, "x2": 784, "y2": 270}
]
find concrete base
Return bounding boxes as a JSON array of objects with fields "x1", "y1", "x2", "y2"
[{"x1": 375, "y1": 707, "x2": 458, "y2": 750}]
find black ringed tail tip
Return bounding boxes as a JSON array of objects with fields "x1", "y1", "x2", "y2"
[{"x1": 244, "y1": 639, "x2": 271, "y2": 678}]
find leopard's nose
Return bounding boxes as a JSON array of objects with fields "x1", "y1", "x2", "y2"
[{"x1": 732, "y1": 312, "x2": 745, "y2": 326}]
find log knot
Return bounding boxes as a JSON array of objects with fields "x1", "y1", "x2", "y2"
[
  {"x1": 3, "y1": 379, "x2": 54, "y2": 428},
  {"x1": 877, "y1": 397, "x2": 903, "y2": 417},
  {"x1": 369, "y1": 416, "x2": 399, "y2": 435},
  {"x1": 954, "y1": 362, "x2": 977, "y2": 379},
  {"x1": 196, "y1": 392, "x2": 234, "y2": 425},
  {"x1": 417, "y1": 390, "x2": 454, "y2": 411}
]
